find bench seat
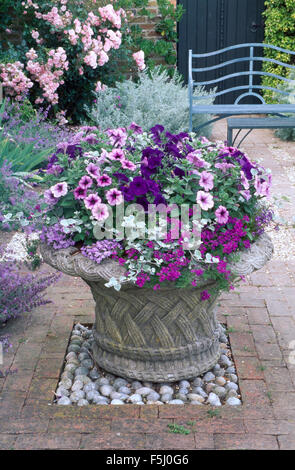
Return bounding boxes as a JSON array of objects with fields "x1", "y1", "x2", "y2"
[{"x1": 227, "y1": 117, "x2": 295, "y2": 146}]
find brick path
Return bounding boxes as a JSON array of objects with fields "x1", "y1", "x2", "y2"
[{"x1": 1, "y1": 123, "x2": 295, "y2": 450}]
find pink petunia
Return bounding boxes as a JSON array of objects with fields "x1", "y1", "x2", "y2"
[
  {"x1": 79, "y1": 175, "x2": 93, "y2": 189},
  {"x1": 84, "y1": 193, "x2": 101, "y2": 210},
  {"x1": 215, "y1": 162, "x2": 235, "y2": 173},
  {"x1": 86, "y1": 163, "x2": 100, "y2": 178},
  {"x1": 186, "y1": 151, "x2": 208, "y2": 168},
  {"x1": 199, "y1": 171, "x2": 214, "y2": 191},
  {"x1": 108, "y1": 148, "x2": 125, "y2": 161},
  {"x1": 240, "y1": 170, "x2": 249, "y2": 190},
  {"x1": 96, "y1": 174, "x2": 112, "y2": 187},
  {"x1": 196, "y1": 190, "x2": 214, "y2": 211},
  {"x1": 50, "y1": 182, "x2": 68, "y2": 198},
  {"x1": 121, "y1": 159, "x2": 136, "y2": 171},
  {"x1": 91, "y1": 203, "x2": 109, "y2": 222},
  {"x1": 74, "y1": 186, "x2": 87, "y2": 199},
  {"x1": 106, "y1": 188, "x2": 124, "y2": 206},
  {"x1": 215, "y1": 205, "x2": 229, "y2": 224},
  {"x1": 240, "y1": 190, "x2": 251, "y2": 201}
]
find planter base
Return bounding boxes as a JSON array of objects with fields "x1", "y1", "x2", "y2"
[{"x1": 92, "y1": 327, "x2": 220, "y2": 382}]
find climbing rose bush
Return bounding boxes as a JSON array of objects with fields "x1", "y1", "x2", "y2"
[
  {"x1": 37, "y1": 125, "x2": 274, "y2": 299},
  {"x1": 0, "y1": 0, "x2": 145, "y2": 122}
]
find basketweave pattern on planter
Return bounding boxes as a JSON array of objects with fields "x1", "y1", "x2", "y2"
[{"x1": 88, "y1": 280, "x2": 220, "y2": 361}]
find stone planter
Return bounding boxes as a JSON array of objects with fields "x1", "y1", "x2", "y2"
[{"x1": 41, "y1": 233, "x2": 273, "y2": 382}]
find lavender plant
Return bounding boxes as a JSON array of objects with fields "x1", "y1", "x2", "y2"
[
  {"x1": 86, "y1": 67, "x2": 215, "y2": 136},
  {"x1": 0, "y1": 247, "x2": 60, "y2": 325},
  {"x1": 0, "y1": 161, "x2": 44, "y2": 231}
]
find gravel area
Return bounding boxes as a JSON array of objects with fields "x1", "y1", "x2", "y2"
[{"x1": 55, "y1": 323, "x2": 242, "y2": 407}]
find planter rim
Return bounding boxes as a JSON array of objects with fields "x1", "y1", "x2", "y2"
[{"x1": 40, "y1": 232, "x2": 273, "y2": 286}]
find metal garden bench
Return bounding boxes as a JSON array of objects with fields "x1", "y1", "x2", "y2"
[{"x1": 188, "y1": 43, "x2": 295, "y2": 146}]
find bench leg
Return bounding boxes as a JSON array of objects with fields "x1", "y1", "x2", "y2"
[{"x1": 227, "y1": 126, "x2": 233, "y2": 146}]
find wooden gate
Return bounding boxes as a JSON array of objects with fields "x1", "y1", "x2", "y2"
[{"x1": 177, "y1": 0, "x2": 265, "y2": 104}]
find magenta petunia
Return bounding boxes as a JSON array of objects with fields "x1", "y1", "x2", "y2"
[
  {"x1": 200, "y1": 290, "x2": 211, "y2": 301},
  {"x1": 215, "y1": 205, "x2": 229, "y2": 224},
  {"x1": 84, "y1": 193, "x2": 101, "y2": 210},
  {"x1": 196, "y1": 190, "x2": 214, "y2": 211},
  {"x1": 91, "y1": 203, "x2": 109, "y2": 222},
  {"x1": 79, "y1": 175, "x2": 93, "y2": 189},
  {"x1": 96, "y1": 174, "x2": 112, "y2": 187},
  {"x1": 199, "y1": 171, "x2": 214, "y2": 191},
  {"x1": 74, "y1": 186, "x2": 87, "y2": 199},
  {"x1": 50, "y1": 182, "x2": 68, "y2": 198},
  {"x1": 106, "y1": 188, "x2": 124, "y2": 206}
]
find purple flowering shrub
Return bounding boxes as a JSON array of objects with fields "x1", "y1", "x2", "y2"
[
  {"x1": 0, "y1": 247, "x2": 60, "y2": 324},
  {"x1": 38, "y1": 123, "x2": 274, "y2": 300},
  {"x1": 0, "y1": 98, "x2": 74, "y2": 155}
]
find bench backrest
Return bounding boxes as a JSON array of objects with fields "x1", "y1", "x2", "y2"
[{"x1": 189, "y1": 43, "x2": 295, "y2": 106}]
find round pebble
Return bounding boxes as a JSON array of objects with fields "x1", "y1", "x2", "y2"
[
  {"x1": 111, "y1": 399, "x2": 124, "y2": 405},
  {"x1": 187, "y1": 393, "x2": 205, "y2": 403},
  {"x1": 70, "y1": 390, "x2": 85, "y2": 403},
  {"x1": 225, "y1": 382, "x2": 238, "y2": 392},
  {"x1": 77, "y1": 399, "x2": 89, "y2": 406},
  {"x1": 89, "y1": 369, "x2": 100, "y2": 380},
  {"x1": 96, "y1": 377, "x2": 109, "y2": 387},
  {"x1": 203, "y1": 371, "x2": 215, "y2": 382},
  {"x1": 226, "y1": 397, "x2": 241, "y2": 406},
  {"x1": 72, "y1": 380, "x2": 83, "y2": 392},
  {"x1": 59, "y1": 378, "x2": 72, "y2": 390},
  {"x1": 215, "y1": 376, "x2": 226, "y2": 386},
  {"x1": 161, "y1": 393, "x2": 173, "y2": 403},
  {"x1": 208, "y1": 392, "x2": 222, "y2": 407},
  {"x1": 136, "y1": 387, "x2": 154, "y2": 397},
  {"x1": 146, "y1": 391, "x2": 160, "y2": 402},
  {"x1": 128, "y1": 394, "x2": 142, "y2": 403},
  {"x1": 159, "y1": 385, "x2": 174, "y2": 395},
  {"x1": 179, "y1": 380, "x2": 190, "y2": 389},
  {"x1": 56, "y1": 386, "x2": 70, "y2": 397},
  {"x1": 57, "y1": 396, "x2": 71, "y2": 405},
  {"x1": 168, "y1": 399, "x2": 184, "y2": 405},
  {"x1": 100, "y1": 385, "x2": 113, "y2": 397}
]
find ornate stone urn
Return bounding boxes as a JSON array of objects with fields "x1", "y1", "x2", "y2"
[{"x1": 41, "y1": 233, "x2": 273, "y2": 382}]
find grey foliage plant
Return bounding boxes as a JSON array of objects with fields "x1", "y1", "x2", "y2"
[
  {"x1": 274, "y1": 70, "x2": 295, "y2": 141},
  {"x1": 86, "y1": 67, "x2": 214, "y2": 137}
]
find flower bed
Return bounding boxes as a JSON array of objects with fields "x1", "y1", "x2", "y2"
[{"x1": 38, "y1": 123, "x2": 274, "y2": 301}]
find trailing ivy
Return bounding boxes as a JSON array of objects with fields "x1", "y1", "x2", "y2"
[{"x1": 262, "y1": 0, "x2": 295, "y2": 103}]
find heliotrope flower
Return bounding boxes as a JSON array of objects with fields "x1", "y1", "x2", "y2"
[
  {"x1": 74, "y1": 186, "x2": 87, "y2": 199},
  {"x1": 84, "y1": 193, "x2": 101, "y2": 210},
  {"x1": 79, "y1": 175, "x2": 93, "y2": 189},
  {"x1": 215, "y1": 205, "x2": 229, "y2": 224},
  {"x1": 196, "y1": 190, "x2": 214, "y2": 210},
  {"x1": 106, "y1": 188, "x2": 124, "y2": 206},
  {"x1": 91, "y1": 203, "x2": 109, "y2": 221},
  {"x1": 97, "y1": 174, "x2": 112, "y2": 187},
  {"x1": 199, "y1": 171, "x2": 214, "y2": 191},
  {"x1": 51, "y1": 182, "x2": 68, "y2": 198},
  {"x1": 86, "y1": 163, "x2": 100, "y2": 178}
]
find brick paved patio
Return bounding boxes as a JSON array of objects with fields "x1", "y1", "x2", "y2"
[{"x1": 1, "y1": 123, "x2": 295, "y2": 450}]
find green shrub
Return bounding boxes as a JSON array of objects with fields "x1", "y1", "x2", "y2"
[
  {"x1": 86, "y1": 67, "x2": 214, "y2": 136},
  {"x1": 262, "y1": 0, "x2": 295, "y2": 103}
]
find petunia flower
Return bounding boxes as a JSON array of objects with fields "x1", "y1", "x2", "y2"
[
  {"x1": 74, "y1": 186, "x2": 87, "y2": 199},
  {"x1": 199, "y1": 171, "x2": 214, "y2": 191},
  {"x1": 91, "y1": 203, "x2": 109, "y2": 222},
  {"x1": 121, "y1": 159, "x2": 136, "y2": 171},
  {"x1": 51, "y1": 182, "x2": 68, "y2": 198},
  {"x1": 106, "y1": 188, "x2": 124, "y2": 206},
  {"x1": 84, "y1": 193, "x2": 101, "y2": 210},
  {"x1": 196, "y1": 190, "x2": 214, "y2": 211},
  {"x1": 215, "y1": 205, "x2": 229, "y2": 224},
  {"x1": 79, "y1": 175, "x2": 93, "y2": 189},
  {"x1": 96, "y1": 174, "x2": 112, "y2": 187},
  {"x1": 86, "y1": 163, "x2": 100, "y2": 178}
]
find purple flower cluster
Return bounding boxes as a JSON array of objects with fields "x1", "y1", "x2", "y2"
[
  {"x1": 0, "y1": 248, "x2": 60, "y2": 324},
  {"x1": 0, "y1": 335, "x2": 12, "y2": 352},
  {"x1": 40, "y1": 223, "x2": 75, "y2": 250},
  {"x1": 218, "y1": 146, "x2": 256, "y2": 180},
  {"x1": 254, "y1": 208, "x2": 274, "y2": 236},
  {"x1": 81, "y1": 240, "x2": 122, "y2": 264}
]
